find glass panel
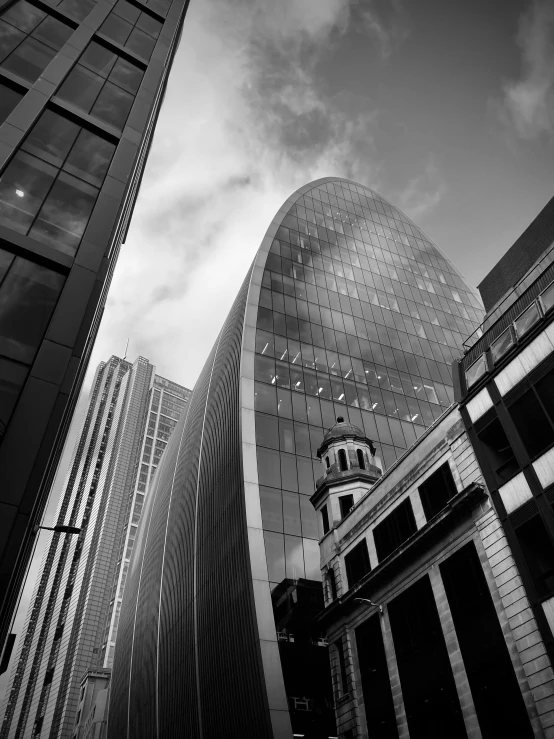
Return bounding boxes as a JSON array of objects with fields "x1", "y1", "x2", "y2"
[
  {"x1": 514, "y1": 302, "x2": 540, "y2": 338},
  {"x1": 109, "y1": 56, "x2": 143, "y2": 94},
  {"x1": 259, "y1": 486, "x2": 282, "y2": 533},
  {"x1": 1, "y1": 36, "x2": 56, "y2": 81},
  {"x1": 125, "y1": 26, "x2": 155, "y2": 59},
  {"x1": 0, "y1": 82, "x2": 23, "y2": 125},
  {"x1": 285, "y1": 535, "x2": 305, "y2": 579},
  {"x1": 99, "y1": 13, "x2": 132, "y2": 45},
  {"x1": 22, "y1": 109, "x2": 80, "y2": 166},
  {"x1": 0, "y1": 356, "x2": 28, "y2": 438},
  {"x1": 90, "y1": 80, "x2": 134, "y2": 129},
  {"x1": 79, "y1": 41, "x2": 117, "y2": 77},
  {"x1": 2, "y1": 1, "x2": 45, "y2": 33},
  {"x1": 63, "y1": 129, "x2": 116, "y2": 188},
  {"x1": 540, "y1": 282, "x2": 554, "y2": 314},
  {"x1": 0, "y1": 22, "x2": 25, "y2": 63},
  {"x1": 136, "y1": 12, "x2": 161, "y2": 38},
  {"x1": 0, "y1": 257, "x2": 64, "y2": 364},
  {"x1": 57, "y1": 0, "x2": 96, "y2": 21},
  {"x1": 29, "y1": 171, "x2": 97, "y2": 255},
  {"x1": 490, "y1": 328, "x2": 514, "y2": 364},
  {"x1": 465, "y1": 354, "x2": 487, "y2": 387},
  {"x1": 57, "y1": 64, "x2": 105, "y2": 112},
  {"x1": 31, "y1": 16, "x2": 73, "y2": 50},
  {"x1": 0, "y1": 151, "x2": 57, "y2": 234}
]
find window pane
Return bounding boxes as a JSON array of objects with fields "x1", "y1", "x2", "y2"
[
  {"x1": 79, "y1": 40, "x2": 117, "y2": 77},
  {"x1": 283, "y1": 491, "x2": 301, "y2": 536},
  {"x1": 99, "y1": 13, "x2": 132, "y2": 45},
  {"x1": 125, "y1": 26, "x2": 155, "y2": 59},
  {"x1": 136, "y1": 12, "x2": 161, "y2": 38},
  {"x1": 22, "y1": 109, "x2": 80, "y2": 167},
  {"x1": 90, "y1": 80, "x2": 134, "y2": 129},
  {"x1": 264, "y1": 531, "x2": 285, "y2": 582},
  {"x1": 3, "y1": 1, "x2": 45, "y2": 33},
  {"x1": 113, "y1": 0, "x2": 140, "y2": 24},
  {"x1": 0, "y1": 249, "x2": 14, "y2": 281},
  {"x1": 509, "y1": 390, "x2": 554, "y2": 459},
  {"x1": 299, "y1": 496, "x2": 318, "y2": 539},
  {"x1": 0, "y1": 356, "x2": 28, "y2": 438},
  {"x1": 540, "y1": 282, "x2": 554, "y2": 314},
  {"x1": 57, "y1": 0, "x2": 96, "y2": 21},
  {"x1": 0, "y1": 257, "x2": 64, "y2": 364},
  {"x1": 108, "y1": 56, "x2": 143, "y2": 94},
  {"x1": 255, "y1": 412, "x2": 279, "y2": 450},
  {"x1": 57, "y1": 64, "x2": 104, "y2": 113},
  {"x1": 285, "y1": 534, "x2": 305, "y2": 579},
  {"x1": 259, "y1": 486, "x2": 282, "y2": 533},
  {"x1": 515, "y1": 515, "x2": 554, "y2": 599},
  {"x1": 31, "y1": 16, "x2": 73, "y2": 50},
  {"x1": 0, "y1": 151, "x2": 57, "y2": 234},
  {"x1": 29, "y1": 171, "x2": 97, "y2": 255},
  {"x1": 514, "y1": 302, "x2": 540, "y2": 338},
  {"x1": 0, "y1": 82, "x2": 23, "y2": 125},
  {"x1": 63, "y1": 129, "x2": 115, "y2": 188},
  {"x1": 535, "y1": 368, "x2": 554, "y2": 423},
  {"x1": 491, "y1": 328, "x2": 514, "y2": 364},
  {"x1": 0, "y1": 21, "x2": 25, "y2": 63},
  {"x1": 303, "y1": 538, "x2": 320, "y2": 579},
  {"x1": 2, "y1": 36, "x2": 56, "y2": 81}
]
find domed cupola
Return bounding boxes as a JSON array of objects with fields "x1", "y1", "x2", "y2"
[{"x1": 311, "y1": 417, "x2": 382, "y2": 538}]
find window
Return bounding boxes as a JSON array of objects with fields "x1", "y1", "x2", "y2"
[
  {"x1": 321, "y1": 504, "x2": 329, "y2": 534},
  {"x1": 418, "y1": 463, "x2": 457, "y2": 520},
  {"x1": 540, "y1": 281, "x2": 554, "y2": 314},
  {"x1": 490, "y1": 327, "x2": 514, "y2": 364},
  {"x1": 465, "y1": 353, "x2": 487, "y2": 388},
  {"x1": 57, "y1": 41, "x2": 144, "y2": 130},
  {"x1": 514, "y1": 514, "x2": 554, "y2": 599},
  {"x1": 339, "y1": 494, "x2": 354, "y2": 519},
  {"x1": 98, "y1": 0, "x2": 162, "y2": 61},
  {"x1": 509, "y1": 387, "x2": 554, "y2": 459},
  {"x1": 344, "y1": 538, "x2": 371, "y2": 588},
  {"x1": 0, "y1": 81, "x2": 23, "y2": 125},
  {"x1": 338, "y1": 448, "x2": 348, "y2": 471},
  {"x1": 47, "y1": 0, "x2": 96, "y2": 21},
  {"x1": 325, "y1": 455, "x2": 330, "y2": 469},
  {"x1": 373, "y1": 498, "x2": 417, "y2": 561},
  {"x1": 0, "y1": 109, "x2": 116, "y2": 254},
  {"x1": 514, "y1": 302, "x2": 540, "y2": 338},
  {"x1": 357, "y1": 448, "x2": 365, "y2": 469},
  {"x1": 0, "y1": 0, "x2": 74, "y2": 82},
  {"x1": 475, "y1": 411, "x2": 518, "y2": 484}
]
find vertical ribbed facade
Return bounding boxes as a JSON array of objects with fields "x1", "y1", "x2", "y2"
[
  {"x1": 0, "y1": 357, "x2": 190, "y2": 739},
  {"x1": 109, "y1": 177, "x2": 485, "y2": 739},
  {"x1": 0, "y1": 0, "x2": 191, "y2": 656}
]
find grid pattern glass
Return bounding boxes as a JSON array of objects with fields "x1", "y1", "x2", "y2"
[
  {"x1": 0, "y1": 108, "x2": 116, "y2": 254},
  {"x1": 98, "y1": 0, "x2": 161, "y2": 61},
  {"x1": 0, "y1": 0, "x2": 74, "y2": 82},
  {"x1": 254, "y1": 179, "x2": 485, "y2": 589}
]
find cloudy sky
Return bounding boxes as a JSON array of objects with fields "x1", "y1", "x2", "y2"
[{"x1": 2, "y1": 0, "x2": 554, "y2": 704}]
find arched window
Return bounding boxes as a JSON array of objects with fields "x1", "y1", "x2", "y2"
[
  {"x1": 357, "y1": 449, "x2": 365, "y2": 470},
  {"x1": 338, "y1": 449, "x2": 348, "y2": 471},
  {"x1": 325, "y1": 456, "x2": 330, "y2": 469}
]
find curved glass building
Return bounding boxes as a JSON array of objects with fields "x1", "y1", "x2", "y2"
[{"x1": 108, "y1": 177, "x2": 485, "y2": 738}]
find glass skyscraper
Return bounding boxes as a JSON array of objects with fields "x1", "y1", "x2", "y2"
[
  {"x1": 0, "y1": 355, "x2": 190, "y2": 739},
  {"x1": 108, "y1": 177, "x2": 485, "y2": 738},
  {"x1": 0, "y1": 0, "x2": 191, "y2": 658}
]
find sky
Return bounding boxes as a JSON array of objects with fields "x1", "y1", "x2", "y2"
[{"x1": 2, "y1": 0, "x2": 554, "y2": 706}]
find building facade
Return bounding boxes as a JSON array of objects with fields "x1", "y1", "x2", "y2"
[
  {"x1": 455, "y1": 196, "x2": 554, "y2": 691},
  {"x1": 107, "y1": 177, "x2": 485, "y2": 738},
  {"x1": 0, "y1": 356, "x2": 190, "y2": 738},
  {"x1": 0, "y1": 0, "x2": 191, "y2": 658},
  {"x1": 311, "y1": 411, "x2": 554, "y2": 739}
]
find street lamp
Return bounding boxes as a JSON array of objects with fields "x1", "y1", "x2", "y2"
[
  {"x1": 354, "y1": 597, "x2": 383, "y2": 614},
  {"x1": 33, "y1": 524, "x2": 82, "y2": 535}
]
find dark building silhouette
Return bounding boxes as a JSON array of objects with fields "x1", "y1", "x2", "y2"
[
  {"x1": 108, "y1": 177, "x2": 485, "y2": 738},
  {"x1": 456, "y1": 195, "x2": 554, "y2": 675},
  {"x1": 0, "y1": 0, "x2": 191, "y2": 663}
]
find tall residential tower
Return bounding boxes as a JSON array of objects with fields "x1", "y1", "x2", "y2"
[
  {"x1": 0, "y1": 0, "x2": 191, "y2": 657},
  {"x1": 108, "y1": 177, "x2": 485, "y2": 738},
  {"x1": 0, "y1": 356, "x2": 190, "y2": 738}
]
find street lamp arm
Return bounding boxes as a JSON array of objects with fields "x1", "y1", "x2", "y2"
[
  {"x1": 33, "y1": 525, "x2": 82, "y2": 535},
  {"x1": 354, "y1": 597, "x2": 383, "y2": 614}
]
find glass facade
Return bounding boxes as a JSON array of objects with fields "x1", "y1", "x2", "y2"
[
  {"x1": 108, "y1": 177, "x2": 484, "y2": 739},
  {"x1": 0, "y1": 0, "x2": 191, "y2": 672}
]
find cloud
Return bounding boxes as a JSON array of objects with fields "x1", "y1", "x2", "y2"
[
  {"x1": 356, "y1": 0, "x2": 410, "y2": 60},
  {"x1": 394, "y1": 157, "x2": 446, "y2": 220},
  {"x1": 84, "y1": 0, "x2": 392, "y2": 394},
  {"x1": 495, "y1": 0, "x2": 554, "y2": 139}
]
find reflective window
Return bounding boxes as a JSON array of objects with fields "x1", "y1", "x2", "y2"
[
  {"x1": 540, "y1": 281, "x2": 554, "y2": 314},
  {"x1": 0, "y1": 109, "x2": 116, "y2": 254},
  {"x1": 57, "y1": 40, "x2": 144, "y2": 130},
  {"x1": 514, "y1": 301, "x2": 540, "y2": 338},
  {"x1": 490, "y1": 327, "x2": 514, "y2": 364},
  {"x1": 0, "y1": 81, "x2": 24, "y2": 124},
  {"x1": 98, "y1": 0, "x2": 161, "y2": 61},
  {"x1": 465, "y1": 354, "x2": 487, "y2": 388},
  {"x1": 0, "y1": 0, "x2": 73, "y2": 82},
  {"x1": 0, "y1": 247, "x2": 64, "y2": 439},
  {"x1": 47, "y1": 0, "x2": 96, "y2": 21}
]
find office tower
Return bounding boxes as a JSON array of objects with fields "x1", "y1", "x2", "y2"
[
  {"x1": 0, "y1": 0, "x2": 191, "y2": 658},
  {"x1": 0, "y1": 356, "x2": 190, "y2": 739},
  {"x1": 108, "y1": 177, "x2": 485, "y2": 739},
  {"x1": 456, "y1": 195, "x2": 554, "y2": 673}
]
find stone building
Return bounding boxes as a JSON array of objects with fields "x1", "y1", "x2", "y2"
[{"x1": 311, "y1": 413, "x2": 554, "y2": 739}]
